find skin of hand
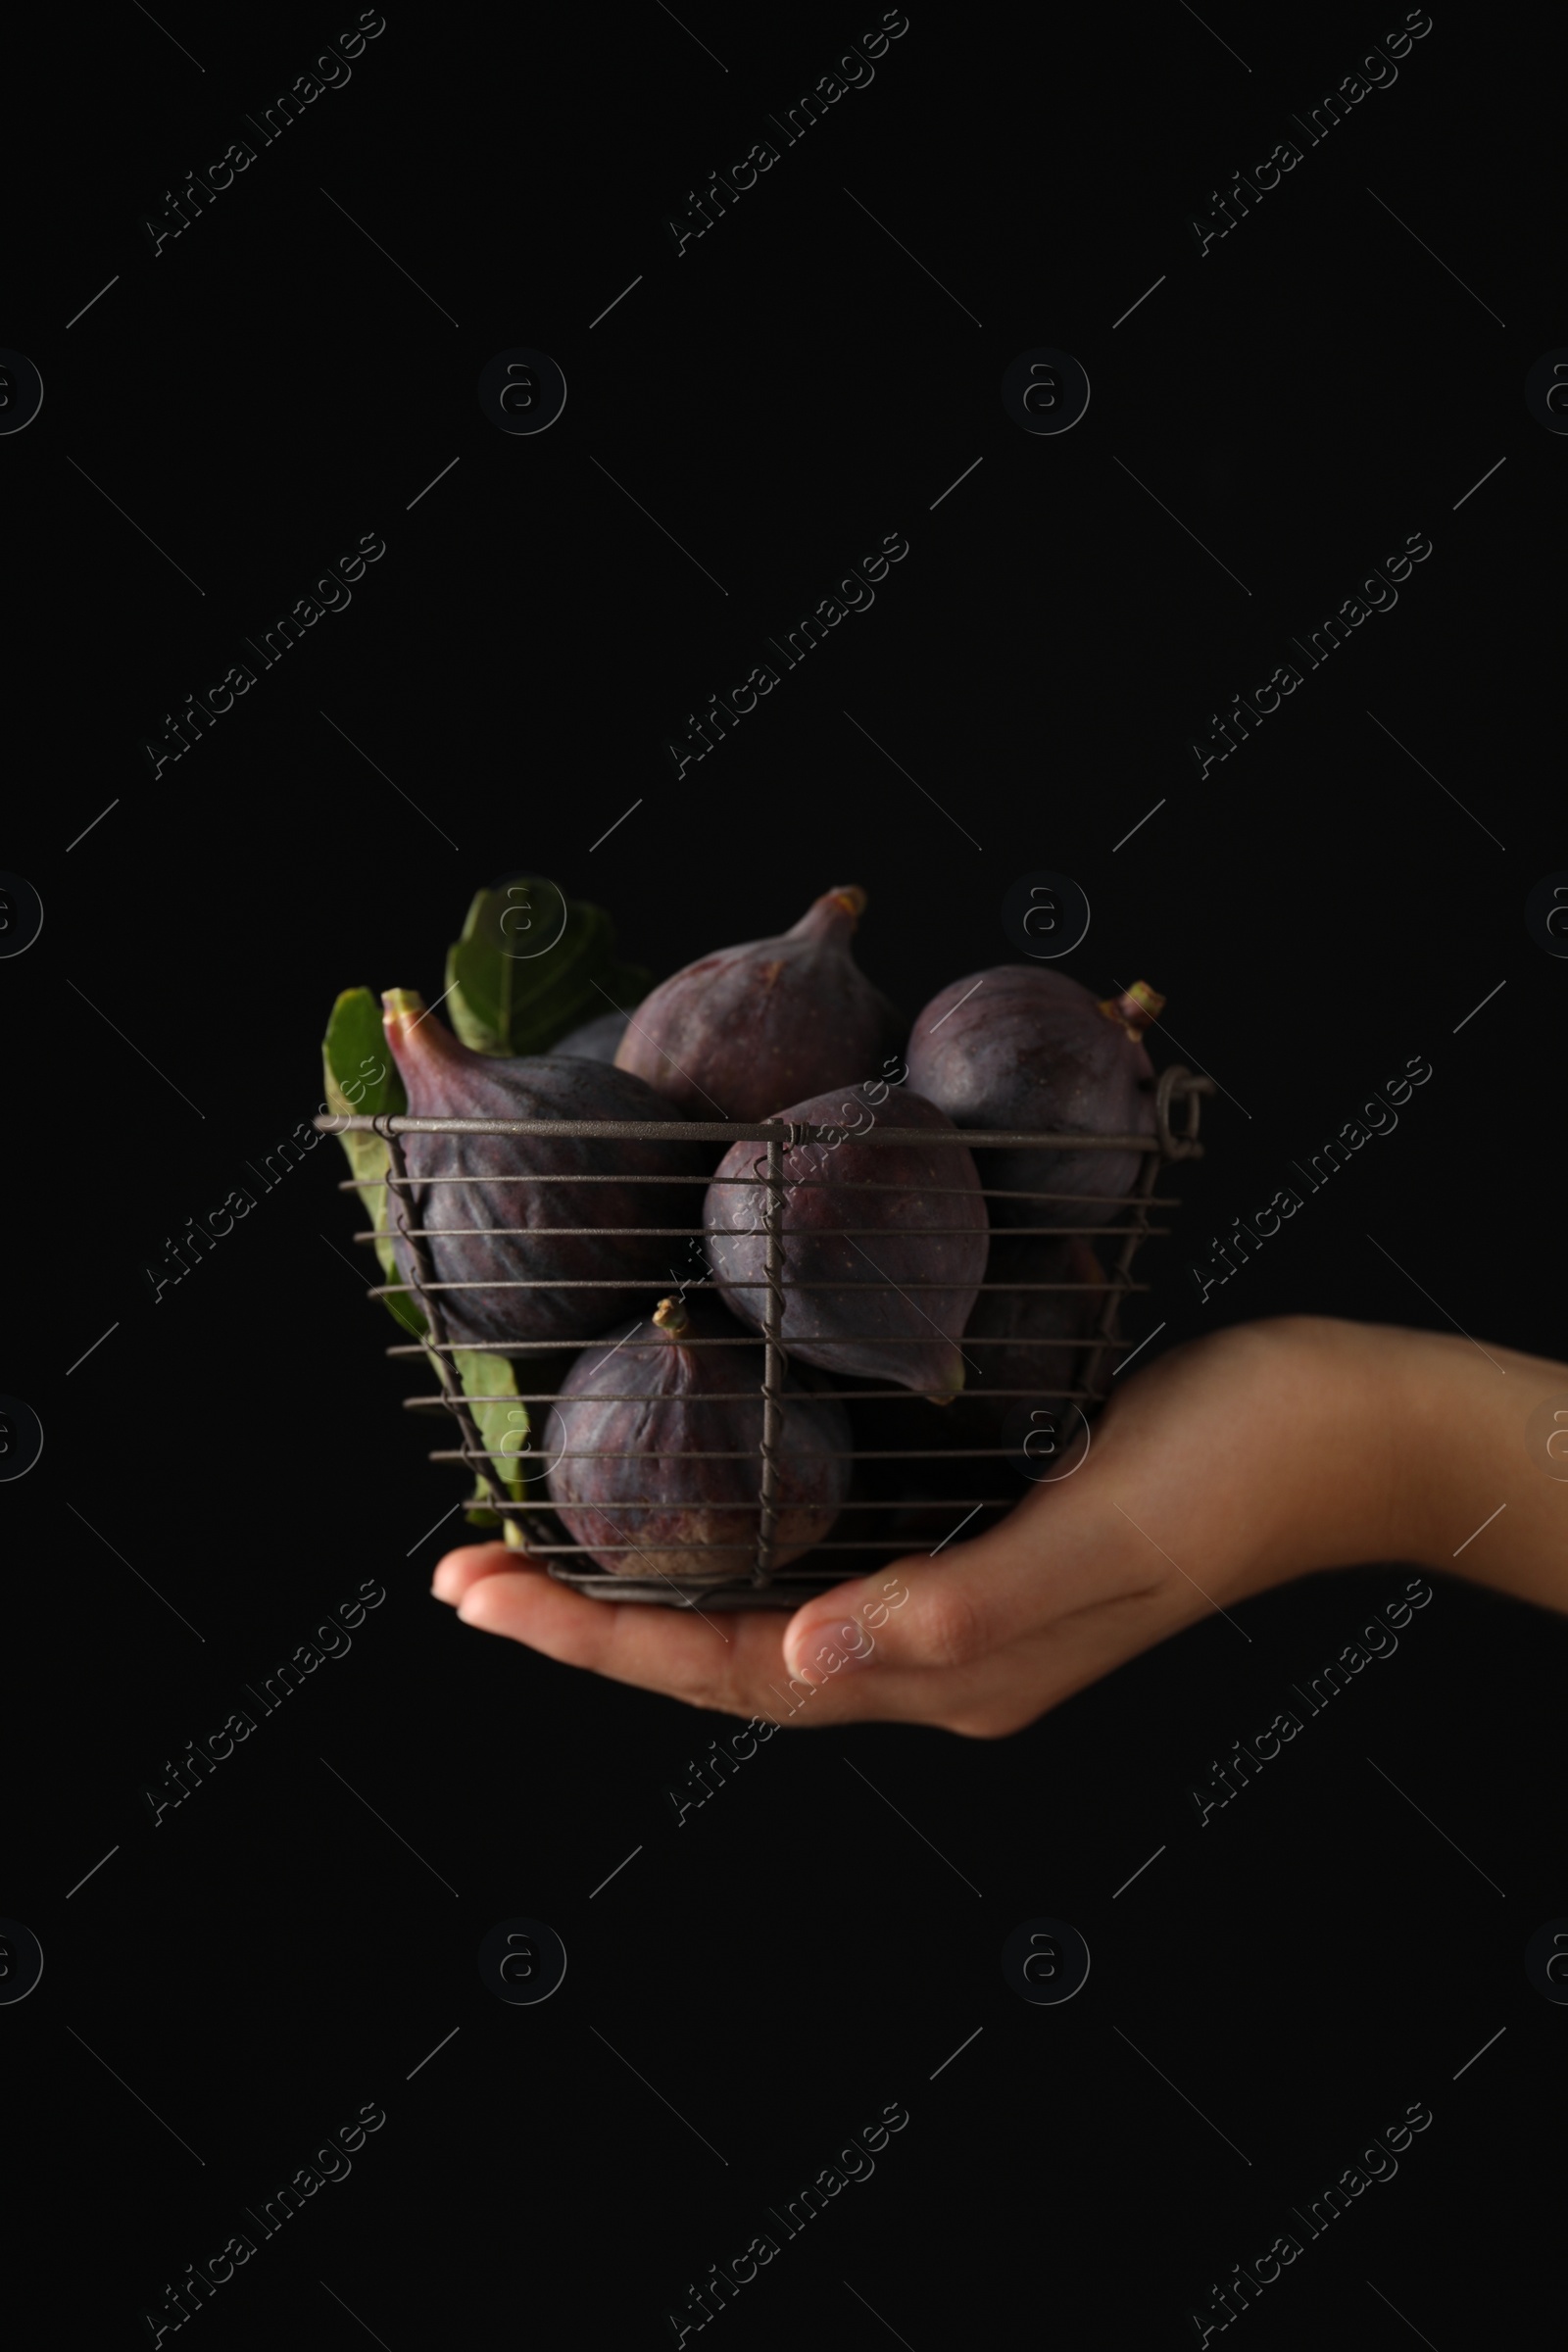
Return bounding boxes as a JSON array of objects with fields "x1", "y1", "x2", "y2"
[{"x1": 429, "y1": 1316, "x2": 1568, "y2": 1739}]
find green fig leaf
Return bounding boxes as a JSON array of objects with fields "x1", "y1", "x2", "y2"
[
  {"x1": 320, "y1": 987, "x2": 424, "y2": 1337},
  {"x1": 323, "y1": 995, "x2": 534, "y2": 1525},
  {"x1": 445, "y1": 877, "x2": 651, "y2": 1057},
  {"x1": 323, "y1": 987, "x2": 404, "y2": 1123},
  {"x1": 445, "y1": 1348, "x2": 530, "y2": 1526}
]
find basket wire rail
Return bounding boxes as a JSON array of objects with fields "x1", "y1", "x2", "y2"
[{"x1": 317, "y1": 1065, "x2": 1211, "y2": 1609}]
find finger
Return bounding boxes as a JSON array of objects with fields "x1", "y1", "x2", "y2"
[
  {"x1": 779, "y1": 1516, "x2": 1048, "y2": 1683},
  {"x1": 454, "y1": 1562, "x2": 795, "y2": 1715},
  {"x1": 442, "y1": 1561, "x2": 975, "y2": 1727},
  {"x1": 780, "y1": 1486, "x2": 1157, "y2": 1683},
  {"x1": 431, "y1": 1542, "x2": 517, "y2": 1605}
]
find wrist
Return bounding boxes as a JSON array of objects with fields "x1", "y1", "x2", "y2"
[
  {"x1": 1214, "y1": 1317, "x2": 1419, "y2": 1591},
  {"x1": 1382, "y1": 1327, "x2": 1568, "y2": 1604},
  {"x1": 1264, "y1": 1319, "x2": 1518, "y2": 1580},
  {"x1": 1381, "y1": 1326, "x2": 1471, "y2": 1574},
  {"x1": 1119, "y1": 1318, "x2": 1413, "y2": 1608}
]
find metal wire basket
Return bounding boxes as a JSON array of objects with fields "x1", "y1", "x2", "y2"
[{"x1": 318, "y1": 1066, "x2": 1212, "y2": 1609}]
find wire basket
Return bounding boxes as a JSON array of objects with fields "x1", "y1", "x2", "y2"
[{"x1": 318, "y1": 1065, "x2": 1212, "y2": 1609}]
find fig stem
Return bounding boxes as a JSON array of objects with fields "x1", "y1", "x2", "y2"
[
  {"x1": 653, "y1": 1295, "x2": 691, "y2": 1337},
  {"x1": 1097, "y1": 980, "x2": 1165, "y2": 1039},
  {"x1": 827, "y1": 884, "x2": 867, "y2": 920},
  {"x1": 382, "y1": 986, "x2": 427, "y2": 1021}
]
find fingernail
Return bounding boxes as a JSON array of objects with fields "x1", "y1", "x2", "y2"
[{"x1": 785, "y1": 1617, "x2": 875, "y2": 1682}]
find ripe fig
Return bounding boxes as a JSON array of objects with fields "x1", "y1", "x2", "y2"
[
  {"x1": 612, "y1": 885, "x2": 903, "y2": 1120},
  {"x1": 955, "y1": 1236, "x2": 1104, "y2": 1440},
  {"x1": 553, "y1": 1008, "x2": 630, "y2": 1062},
  {"x1": 705, "y1": 1087, "x2": 988, "y2": 1398},
  {"x1": 904, "y1": 968, "x2": 1163, "y2": 1227},
  {"x1": 381, "y1": 991, "x2": 709, "y2": 1348},
  {"x1": 543, "y1": 1295, "x2": 851, "y2": 1579}
]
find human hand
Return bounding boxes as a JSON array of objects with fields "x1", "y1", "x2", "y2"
[{"x1": 430, "y1": 1313, "x2": 1564, "y2": 1737}]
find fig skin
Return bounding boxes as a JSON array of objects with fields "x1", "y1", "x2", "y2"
[
  {"x1": 612, "y1": 885, "x2": 903, "y2": 1121},
  {"x1": 904, "y1": 968, "x2": 1162, "y2": 1229},
  {"x1": 704, "y1": 1087, "x2": 988, "y2": 1398},
  {"x1": 553, "y1": 1007, "x2": 630, "y2": 1062},
  {"x1": 381, "y1": 992, "x2": 709, "y2": 1348},
  {"x1": 544, "y1": 1295, "x2": 852, "y2": 1580},
  {"x1": 953, "y1": 1236, "x2": 1104, "y2": 1441}
]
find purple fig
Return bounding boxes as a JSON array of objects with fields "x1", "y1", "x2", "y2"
[
  {"x1": 553, "y1": 1007, "x2": 631, "y2": 1062},
  {"x1": 381, "y1": 991, "x2": 708, "y2": 1348},
  {"x1": 955, "y1": 1236, "x2": 1104, "y2": 1439},
  {"x1": 705, "y1": 1086, "x2": 988, "y2": 1398},
  {"x1": 543, "y1": 1295, "x2": 851, "y2": 1579},
  {"x1": 613, "y1": 885, "x2": 903, "y2": 1120},
  {"x1": 904, "y1": 969, "x2": 1163, "y2": 1228}
]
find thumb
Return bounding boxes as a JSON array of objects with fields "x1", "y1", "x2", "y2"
[{"x1": 781, "y1": 1519, "x2": 1042, "y2": 1683}]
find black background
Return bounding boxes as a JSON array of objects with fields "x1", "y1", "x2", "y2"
[{"x1": 6, "y1": 1, "x2": 1562, "y2": 2343}]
